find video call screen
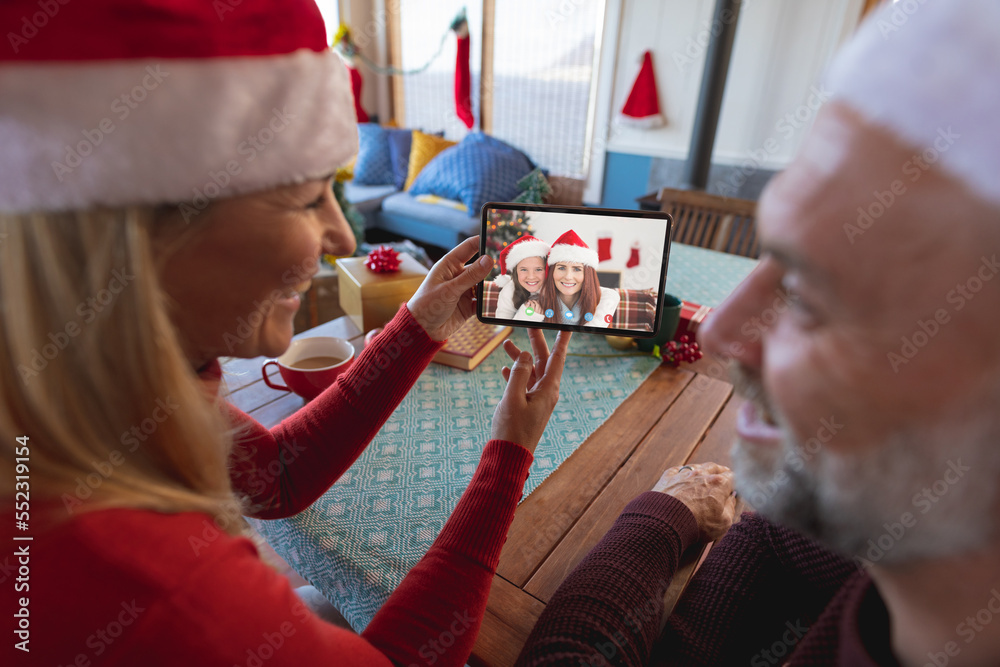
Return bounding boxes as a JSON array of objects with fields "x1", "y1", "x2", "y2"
[{"x1": 477, "y1": 203, "x2": 672, "y2": 336}]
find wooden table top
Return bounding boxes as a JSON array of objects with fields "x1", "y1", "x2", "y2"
[
  {"x1": 471, "y1": 352, "x2": 742, "y2": 666},
  {"x1": 221, "y1": 316, "x2": 743, "y2": 666}
]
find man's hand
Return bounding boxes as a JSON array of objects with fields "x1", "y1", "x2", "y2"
[
  {"x1": 653, "y1": 463, "x2": 736, "y2": 542},
  {"x1": 407, "y1": 236, "x2": 494, "y2": 342},
  {"x1": 490, "y1": 329, "x2": 571, "y2": 455}
]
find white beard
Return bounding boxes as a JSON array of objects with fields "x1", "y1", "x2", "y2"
[{"x1": 730, "y1": 373, "x2": 1000, "y2": 567}]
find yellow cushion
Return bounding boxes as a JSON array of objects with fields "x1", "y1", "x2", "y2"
[
  {"x1": 414, "y1": 194, "x2": 468, "y2": 211},
  {"x1": 335, "y1": 154, "x2": 356, "y2": 182},
  {"x1": 404, "y1": 131, "x2": 456, "y2": 190}
]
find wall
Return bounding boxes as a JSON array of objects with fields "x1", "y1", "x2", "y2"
[
  {"x1": 521, "y1": 210, "x2": 668, "y2": 291},
  {"x1": 600, "y1": 152, "x2": 652, "y2": 210},
  {"x1": 593, "y1": 0, "x2": 865, "y2": 205}
]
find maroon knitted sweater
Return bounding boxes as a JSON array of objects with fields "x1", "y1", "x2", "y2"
[{"x1": 516, "y1": 492, "x2": 900, "y2": 666}]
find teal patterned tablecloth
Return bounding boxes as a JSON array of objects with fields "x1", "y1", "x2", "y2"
[
  {"x1": 247, "y1": 244, "x2": 756, "y2": 630},
  {"x1": 664, "y1": 243, "x2": 757, "y2": 308}
]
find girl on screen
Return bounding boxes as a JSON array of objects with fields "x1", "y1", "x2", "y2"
[
  {"x1": 493, "y1": 235, "x2": 550, "y2": 320},
  {"x1": 516, "y1": 230, "x2": 620, "y2": 328}
]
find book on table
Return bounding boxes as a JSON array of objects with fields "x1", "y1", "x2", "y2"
[{"x1": 433, "y1": 317, "x2": 512, "y2": 371}]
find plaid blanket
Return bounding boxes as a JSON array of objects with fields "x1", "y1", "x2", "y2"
[{"x1": 481, "y1": 282, "x2": 656, "y2": 332}]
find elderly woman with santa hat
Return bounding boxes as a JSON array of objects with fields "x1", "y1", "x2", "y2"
[{"x1": 0, "y1": 1, "x2": 570, "y2": 664}]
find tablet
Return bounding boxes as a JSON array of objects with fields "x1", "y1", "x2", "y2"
[{"x1": 477, "y1": 202, "x2": 672, "y2": 337}]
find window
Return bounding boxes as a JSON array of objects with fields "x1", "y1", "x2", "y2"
[
  {"x1": 314, "y1": 0, "x2": 340, "y2": 46},
  {"x1": 399, "y1": 1, "x2": 483, "y2": 139},
  {"x1": 395, "y1": 0, "x2": 606, "y2": 179},
  {"x1": 490, "y1": 0, "x2": 604, "y2": 179}
]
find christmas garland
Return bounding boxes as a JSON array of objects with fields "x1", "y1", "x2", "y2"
[{"x1": 333, "y1": 9, "x2": 467, "y2": 77}]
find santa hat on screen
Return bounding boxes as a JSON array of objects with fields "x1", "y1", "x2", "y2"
[
  {"x1": 0, "y1": 0, "x2": 358, "y2": 214},
  {"x1": 494, "y1": 235, "x2": 550, "y2": 289},
  {"x1": 619, "y1": 50, "x2": 665, "y2": 129},
  {"x1": 547, "y1": 230, "x2": 599, "y2": 268}
]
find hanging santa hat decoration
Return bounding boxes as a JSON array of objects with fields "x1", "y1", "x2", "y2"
[
  {"x1": 494, "y1": 235, "x2": 550, "y2": 289},
  {"x1": 547, "y1": 230, "x2": 600, "y2": 268},
  {"x1": 620, "y1": 50, "x2": 665, "y2": 129},
  {"x1": 334, "y1": 24, "x2": 370, "y2": 123},
  {"x1": 452, "y1": 10, "x2": 474, "y2": 129}
]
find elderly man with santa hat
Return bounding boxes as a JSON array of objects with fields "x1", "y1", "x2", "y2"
[{"x1": 516, "y1": 0, "x2": 1000, "y2": 665}]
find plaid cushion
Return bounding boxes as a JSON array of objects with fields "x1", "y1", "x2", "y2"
[
  {"x1": 483, "y1": 281, "x2": 501, "y2": 316},
  {"x1": 482, "y1": 282, "x2": 655, "y2": 332},
  {"x1": 613, "y1": 289, "x2": 656, "y2": 332}
]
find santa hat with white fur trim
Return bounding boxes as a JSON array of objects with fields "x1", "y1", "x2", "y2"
[
  {"x1": 547, "y1": 230, "x2": 599, "y2": 269},
  {"x1": 0, "y1": 0, "x2": 358, "y2": 214},
  {"x1": 824, "y1": 0, "x2": 1000, "y2": 209},
  {"x1": 494, "y1": 235, "x2": 550, "y2": 289}
]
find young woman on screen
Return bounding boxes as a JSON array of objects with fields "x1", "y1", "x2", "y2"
[
  {"x1": 492, "y1": 235, "x2": 550, "y2": 321},
  {"x1": 515, "y1": 231, "x2": 620, "y2": 328}
]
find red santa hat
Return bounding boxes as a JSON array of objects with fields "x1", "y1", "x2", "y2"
[
  {"x1": 0, "y1": 0, "x2": 358, "y2": 214},
  {"x1": 547, "y1": 230, "x2": 599, "y2": 268},
  {"x1": 494, "y1": 235, "x2": 550, "y2": 289},
  {"x1": 620, "y1": 50, "x2": 665, "y2": 129}
]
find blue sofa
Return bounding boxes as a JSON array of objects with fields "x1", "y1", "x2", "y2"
[{"x1": 343, "y1": 182, "x2": 479, "y2": 249}]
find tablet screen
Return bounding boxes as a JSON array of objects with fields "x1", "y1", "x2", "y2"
[{"x1": 477, "y1": 202, "x2": 672, "y2": 337}]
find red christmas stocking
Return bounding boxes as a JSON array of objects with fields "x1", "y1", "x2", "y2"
[
  {"x1": 349, "y1": 65, "x2": 369, "y2": 123},
  {"x1": 626, "y1": 245, "x2": 640, "y2": 268},
  {"x1": 455, "y1": 34, "x2": 473, "y2": 128},
  {"x1": 597, "y1": 236, "x2": 612, "y2": 263}
]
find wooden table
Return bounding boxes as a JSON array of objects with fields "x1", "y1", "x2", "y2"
[
  {"x1": 222, "y1": 316, "x2": 744, "y2": 666},
  {"x1": 471, "y1": 352, "x2": 743, "y2": 666}
]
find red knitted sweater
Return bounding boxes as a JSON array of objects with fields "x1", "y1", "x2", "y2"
[{"x1": 3, "y1": 306, "x2": 533, "y2": 666}]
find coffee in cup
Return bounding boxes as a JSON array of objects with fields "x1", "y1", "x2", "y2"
[{"x1": 262, "y1": 336, "x2": 354, "y2": 400}]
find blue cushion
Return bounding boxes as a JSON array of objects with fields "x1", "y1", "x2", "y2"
[
  {"x1": 386, "y1": 129, "x2": 413, "y2": 190},
  {"x1": 353, "y1": 124, "x2": 395, "y2": 186},
  {"x1": 408, "y1": 132, "x2": 536, "y2": 216}
]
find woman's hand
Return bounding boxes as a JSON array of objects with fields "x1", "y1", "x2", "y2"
[
  {"x1": 525, "y1": 300, "x2": 541, "y2": 312},
  {"x1": 653, "y1": 463, "x2": 736, "y2": 542},
  {"x1": 407, "y1": 237, "x2": 494, "y2": 342},
  {"x1": 490, "y1": 329, "x2": 571, "y2": 455}
]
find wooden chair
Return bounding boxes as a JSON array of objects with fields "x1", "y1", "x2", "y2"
[
  {"x1": 546, "y1": 176, "x2": 585, "y2": 206},
  {"x1": 657, "y1": 187, "x2": 760, "y2": 259}
]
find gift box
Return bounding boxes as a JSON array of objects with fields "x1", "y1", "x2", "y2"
[
  {"x1": 336, "y1": 253, "x2": 428, "y2": 332},
  {"x1": 674, "y1": 300, "x2": 713, "y2": 341}
]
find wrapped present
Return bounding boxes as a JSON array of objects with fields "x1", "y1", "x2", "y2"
[
  {"x1": 336, "y1": 253, "x2": 428, "y2": 332},
  {"x1": 674, "y1": 300, "x2": 713, "y2": 341}
]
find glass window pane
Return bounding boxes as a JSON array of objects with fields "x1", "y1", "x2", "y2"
[
  {"x1": 314, "y1": 0, "x2": 341, "y2": 46},
  {"x1": 400, "y1": 1, "x2": 483, "y2": 140},
  {"x1": 491, "y1": 0, "x2": 603, "y2": 178}
]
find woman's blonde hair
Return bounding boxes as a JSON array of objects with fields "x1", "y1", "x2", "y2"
[{"x1": 0, "y1": 207, "x2": 241, "y2": 532}]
